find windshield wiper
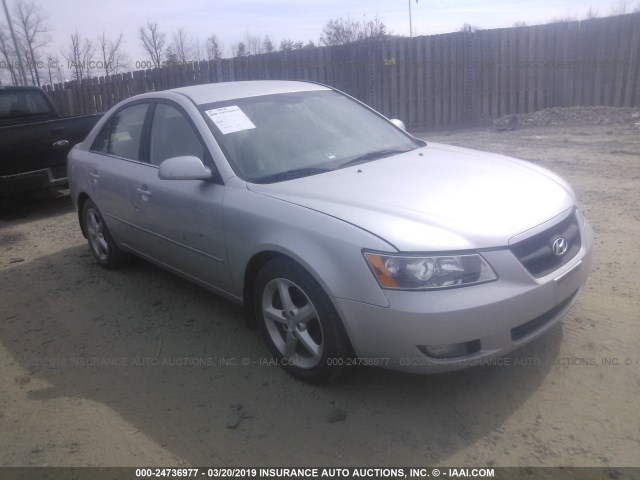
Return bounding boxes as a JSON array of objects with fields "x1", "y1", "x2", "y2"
[
  {"x1": 254, "y1": 167, "x2": 332, "y2": 184},
  {"x1": 339, "y1": 148, "x2": 415, "y2": 169}
]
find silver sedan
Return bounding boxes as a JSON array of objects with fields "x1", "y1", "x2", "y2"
[{"x1": 68, "y1": 80, "x2": 593, "y2": 383}]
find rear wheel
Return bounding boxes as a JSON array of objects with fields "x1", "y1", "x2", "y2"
[
  {"x1": 254, "y1": 257, "x2": 351, "y2": 383},
  {"x1": 82, "y1": 199, "x2": 130, "y2": 269}
]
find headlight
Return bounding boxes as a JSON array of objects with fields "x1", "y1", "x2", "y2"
[{"x1": 364, "y1": 252, "x2": 497, "y2": 290}]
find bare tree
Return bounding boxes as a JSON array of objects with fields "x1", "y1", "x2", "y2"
[
  {"x1": 170, "y1": 28, "x2": 195, "y2": 63},
  {"x1": 460, "y1": 23, "x2": 481, "y2": 32},
  {"x1": 262, "y1": 35, "x2": 274, "y2": 53},
  {"x1": 193, "y1": 38, "x2": 202, "y2": 62},
  {"x1": 231, "y1": 41, "x2": 246, "y2": 57},
  {"x1": 139, "y1": 20, "x2": 166, "y2": 68},
  {"x1": 548, "y1": 15, "x2": 577, "y2": 23},
  {"x1": 584, "y1": 7, "x2": 600, "y2": 19},
  {"x1": 0, "y1": 27, "x2": 20, "y2": 84},
  {"x1": 277, "y1": 39, "x2": 316, "y2": 52},
  {"x1": 164, "y1": 46, "x2": 178, "y2": 66},
  {"x1": 361, "y1": 15, "x2": 387, "y2": 38},
  {"x1": 320, "y1": 17, "x2": 360, "y2": 46},
  {"x1": 206, "y1": 34, "x2": 222, "y2": 60},
  {"x1": 236, "y1": 41, "x2": 246, "y2": 57},
  {"x1": 13, "y1": 0, "x2": 49, "y2": 86},
  {"x1": 279, "y1": 39, "x2": 294, "y2": 51},
  {"x1": 44, "y1": 52, "x2": 63, "y2": 85},
  {"x1": 243, "y1": 33, "x2": 262, "y2": 55},
  {"x1": 320, "y1": 15, "x2": 387, "y2": 46},
  {"x1": 62, "y1": 31, "x2": 95, "y2": 81},
  {"x1": 97, "y1": 31, "x2": 128, "y2": 76},
  {"x1": 610, "y1": 0, "x2": 630, "y2": 14}
]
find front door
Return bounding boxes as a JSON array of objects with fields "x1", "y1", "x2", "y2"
[{"x1": 131, "y1": 102, "x2": 232, "y2": 294}]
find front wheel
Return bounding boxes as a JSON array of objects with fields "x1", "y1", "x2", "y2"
[
  {"x1": 82, "y1": 199, "x2": 130, "y2": 269},
  {"x1": 254, "y1": 258, "x2": 352, "y2": 383}
]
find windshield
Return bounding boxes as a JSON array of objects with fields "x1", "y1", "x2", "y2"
[
  {"x1": 0, "y1": 90, "x2": 53, "y2": 120},
  {"x1": 199, "y1": 90, "x2": 420, "y2": 183}
]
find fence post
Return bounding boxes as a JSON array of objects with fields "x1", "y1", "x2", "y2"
[
  {"x1": 465, "y1": 30, "x2": 475, "y2": 122},
  {"x1": 65, "y1": 82, "x2": 76, "y2": 115}
]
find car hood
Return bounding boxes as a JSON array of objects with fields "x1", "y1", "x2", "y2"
[{"x1": 247, "y1": 142, "x2": 576, "y2": 251}]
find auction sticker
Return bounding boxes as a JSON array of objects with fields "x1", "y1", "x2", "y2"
[{"x1": 205, "y1": 106, "x2": 256, "y2": 134}]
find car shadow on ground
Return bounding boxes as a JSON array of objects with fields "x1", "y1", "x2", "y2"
[
  {"x1": 0, "y1": 190, "x2": 74, "y2": 223},
  {"x1": 0, "y1": 243, "x2": 563, "y2": 466}
]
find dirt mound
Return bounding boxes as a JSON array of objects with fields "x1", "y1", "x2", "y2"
[{"x1": 494, "y1": 106, "x2": 640, "y2": 130}]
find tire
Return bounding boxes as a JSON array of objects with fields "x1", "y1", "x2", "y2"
[
  {"x1": 254, "y1": 257, "x2": 352, "y2": 384},
  {"x1": 82, "y1": 199, "x2": 130, "y2": 269}
]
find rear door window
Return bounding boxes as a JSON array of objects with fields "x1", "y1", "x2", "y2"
[{"x1": 92, "y1": 103, "x2": 149, "y2": 161}]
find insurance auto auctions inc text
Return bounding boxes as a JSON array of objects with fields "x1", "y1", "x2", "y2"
[{"x1": 254, "y1": 468, "x2": 495, "y2": 478}]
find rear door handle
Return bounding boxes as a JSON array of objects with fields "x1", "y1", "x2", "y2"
[
  {"x1": 137, "y1": 186, "x2": 152, "y2": 197},
  {"x1": 89, "y1": 171, "x2": 100, "y2": 181}
]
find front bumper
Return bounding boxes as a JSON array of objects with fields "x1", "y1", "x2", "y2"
[
  {"x1": 334, "y1": 217, "x2": 593, "y2": 373},
  {"x1": 0, "y1": 166, "x2": 68, "y2": 196}
]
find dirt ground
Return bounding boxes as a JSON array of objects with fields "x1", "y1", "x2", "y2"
[{"x1": 0, "y1": 122, "x2": 638, "y2": 468}]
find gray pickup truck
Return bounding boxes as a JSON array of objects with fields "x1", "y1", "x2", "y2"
[{"x1": 0, "y1": 86, "x2": 102, "y2": 197}]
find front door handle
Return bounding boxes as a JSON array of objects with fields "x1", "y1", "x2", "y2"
[
  {"x1": 89, "y1": 171, "x2": 100, "y2": 182},
  {"x1": 52, "y1": 139, "x2": 70, "y2": 149}
]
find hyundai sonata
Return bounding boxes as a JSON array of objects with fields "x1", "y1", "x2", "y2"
[{"x1": 68, "y1": 80, "x2": 593, "y2": 383}]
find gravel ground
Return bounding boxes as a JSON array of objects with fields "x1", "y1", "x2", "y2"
[
  {"x1": 0, "y1": 122, "x2": 638, "y2": 468},
  {"x1": 494, "y1": 106, "x2": 640, "y2": 130}
]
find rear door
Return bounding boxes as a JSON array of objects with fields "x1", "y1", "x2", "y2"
[
  {"x1": 50, "y1": 114, "x2": 102, "y2": 176},
  {"x1": 0, "y1": 88, "x2": 63, "y2": 176},
  {"x1": 84, "y1": 102, "x2": 152, "y2": 249},
  {"x1": 1, "y1": 120, "x2": 65, "y2": 176}
]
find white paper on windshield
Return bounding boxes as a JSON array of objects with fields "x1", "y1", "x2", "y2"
[{"x1": 205, "y1": 106, "x2": 256, "y2": 134}]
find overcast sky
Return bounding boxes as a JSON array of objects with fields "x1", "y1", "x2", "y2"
[{"x1": 9, "y1": 0, "x2": 639, "y2": 62}]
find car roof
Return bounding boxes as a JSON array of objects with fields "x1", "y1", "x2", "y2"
[{"x1": 171, "y1": 80, "x2": 331, "y2": 105}]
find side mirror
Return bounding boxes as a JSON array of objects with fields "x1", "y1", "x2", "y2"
[
  {"x1": 158, "y1": 156, "x2": 212, "y2": 181},
  {"x1": 390, "y1": 119, "x2": 407, "y2": 131}
]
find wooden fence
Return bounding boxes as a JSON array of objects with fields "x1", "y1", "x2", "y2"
[{"x1": 44, "y1": 12, "x2": 640, "y2": 128}]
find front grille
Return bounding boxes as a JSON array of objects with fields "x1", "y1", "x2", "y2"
[
  {"x1": 511, "y1": 289, "x2": 579, "y2": 341},
  {"x1": 510, "y1": 211, "x2": 581, "y2": 277}
]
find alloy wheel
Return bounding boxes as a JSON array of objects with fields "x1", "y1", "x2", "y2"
[{"x1": 261, "y1": 277, "x2": 324, "y2": 369}]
